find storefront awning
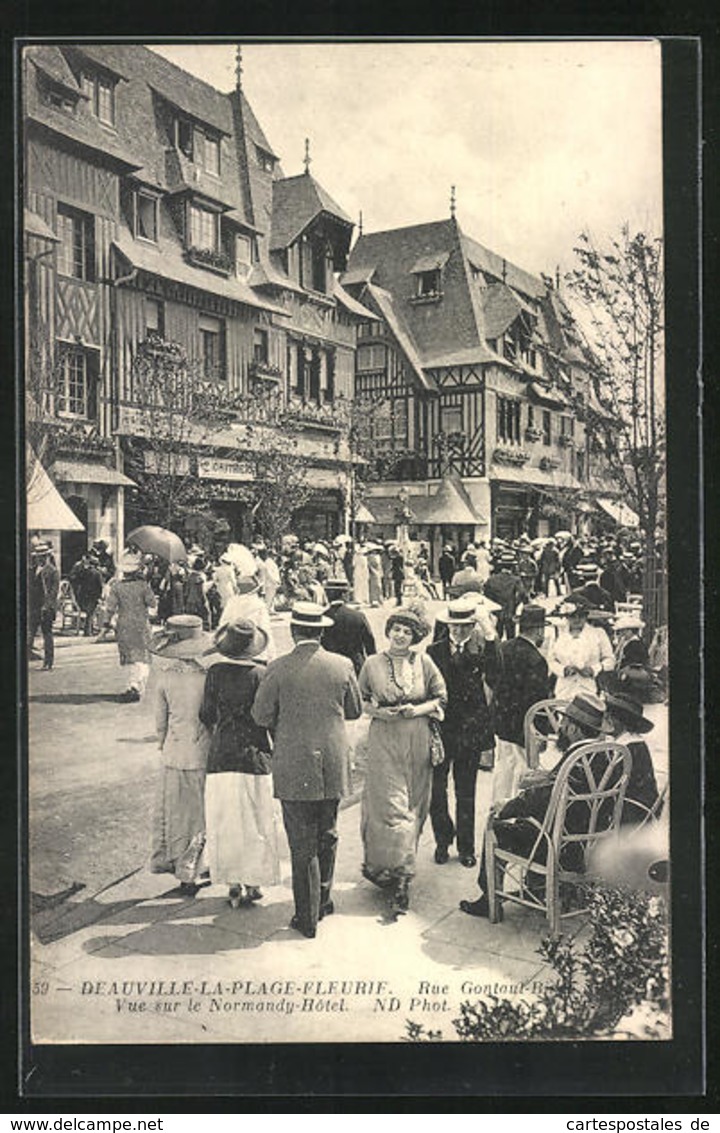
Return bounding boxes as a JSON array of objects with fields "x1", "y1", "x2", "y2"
[
  {"x1": 490, "y1": 464, "x2": 581, "y2": 491},
  {"x1": 364, "y1": 477, "x2": 486, "y2": 528},
  {"x1": 596, "y1": 496, "x2": 640, "y2": 528},
  {"x1": 52, "y1": 460, "x2": 136, "y2": 487},
  {"x1": 354, "y1": 503, "x2": 376, "y2": 524},
  {"x1": 27, "y1": 457, "x2": 85, "y2": 532}
]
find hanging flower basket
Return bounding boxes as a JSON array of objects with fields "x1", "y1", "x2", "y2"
[{"x1": 493, "y1": 446, "x2": 530, "y2": 467}]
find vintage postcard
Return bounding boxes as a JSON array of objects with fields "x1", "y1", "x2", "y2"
[{"x1": 21, "y1": 37, "x2": 692, "y2": 1076}]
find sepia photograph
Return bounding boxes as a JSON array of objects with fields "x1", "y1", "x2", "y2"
[{"x1": 20, "y1": 37, "x2": 681, "y2": 1064}]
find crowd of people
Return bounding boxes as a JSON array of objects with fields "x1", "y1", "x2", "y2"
[{"x1": 28, "y1": 523, "x2": 666, "y2": 940}]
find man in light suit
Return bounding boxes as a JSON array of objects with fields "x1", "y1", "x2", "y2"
[{"x1": 252, "y1": 601, "x2": 362, "y2": 938}]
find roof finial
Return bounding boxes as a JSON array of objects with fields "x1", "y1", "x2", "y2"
[
  {"x1": 303, "y1": 137, "x2": 312, "y2": 175},
  {"x1": 450, "y1": 185, "x2": 456, "y2": 219},
  {"x1": 555, "y1": 263, "x2": 561, "y2": 291},
  {"x1": 502, "y1": 257, "x2": 507, "y2": 283},
  {"x1": 358, "y1": 210, "x2": 363, "y2": 236},
  {"x1": 235, "y1": 45, "x2": 243, "y2": 94}
]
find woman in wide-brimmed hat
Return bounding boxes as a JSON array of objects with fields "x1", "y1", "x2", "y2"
[
  {"x1": 548, "y1": 594, "x2": 615, "y2": 701},
  {"x1": 149, "y1": 615, "x2": 213, "y2": 894},
  {"x1": 602, "y1": 690, "x2": 661, "y2": 824},
  {"x1": 358, "y1": 608, "x2": 447, "y2": 917},
  {"x1": 98, "y1": 551, "x2": 157, "y2": 702},
  {"x1": 200, "y1": 617, "x2": 280, "y2": 908}
]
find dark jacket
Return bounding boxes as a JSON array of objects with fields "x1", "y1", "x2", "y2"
[
  {"x1": 484, "y1": 634, "x2": 550, "y2": 745},
  {"x1": 32, "y1": 561, "x2": 60, "y2": 614},
  {"x1": 483, "y1": 568, "x2": 523, "y2": 617},
  {"x1": 427, "y1": 636, "x2": 496, "y2": 755},
  {"x1": 200, "y1": 661, "x2": 272, "y2": 775},
  {"x1": 439, "y1": 550, "x2": 457, "y2": 585},
  {"x1": 322, "y1": 602, "x2": 377, "y2": 675},
  {"x1": 69, "y1": 561, "x2": 103, "y2": 609}
]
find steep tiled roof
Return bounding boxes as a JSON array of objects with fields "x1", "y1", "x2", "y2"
[
  {"x1": 332, "y1": 278, "x2": 377, "y2": 320},
  {"x1": 482, "y1": 282, "x2": 529, "y2": 339},
  {"x1": 347, "y1": 220, "x2": 482, "y2": 363},
  {"x1": 422, "y1": 343, "x2": 510, "y2": 370},
  {"x1": 462, "y1": 233, "x2": 546, "y2": 300},
  {"x1": 364, "y1": 283, "x2": 435, "y2": 391},
  {"x1": 28, "y1": 45, "x2": 84, "y2": 95},
  {"x1": 421, "y1": 476, "x2": 483, "y2": 525},
  {"x1": 270, "y1": 173, "x2": 352, "y2": 250}
]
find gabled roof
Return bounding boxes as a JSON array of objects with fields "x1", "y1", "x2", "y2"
[
  {"x1": 482, "y1": 282, "x2": 534, "y2": 339},
  {"x1": 28, "y1": 45, "x2": 86, "y2": 96},
  {"x1": 462, "y1": 233, "x2": 546, "y2": 300},
  {"x1": 421, "y1": 475, "x2": 483, "y2": 525},
  {"x1": 236, "y1": 90, "x2": 278, "y2": 161},
  {"x1": 270, "y1": 173, "x2": 352, "y2": 250},
  {"x1": 332, "y1": 278, "x2": 377, "y2": 320},
  {"x1": 422, "y1": 343, "x2": 511, "y2": 370},
  {"x1": 364, "y1": 283, "x2": 435, "y2": 391}
]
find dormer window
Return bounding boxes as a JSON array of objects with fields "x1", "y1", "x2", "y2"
[
  {"x1": 132, "y1": 190, "x2": 159, "y2": 243},
  {"x1": 175, "y1": 118, "x2": 221, "y2": 175},
  {"x1": 80, "y1": 71, "x2": 115, "y2": 126},
  {"x1": 188, "y1": 203, "x2": 218, "y2": 252},
  {"x1": 255, "y1": 145, "x2": 275, "y2": 173},
  {"x1": 416, "y1": 269, "x2": 440, "y2": 297},
  {"x1": 235, "y1": 232, "x2": 257, "y2": 277},
  {"x1": 409, "y1": 252, "x2": 447, "y2": 303}
]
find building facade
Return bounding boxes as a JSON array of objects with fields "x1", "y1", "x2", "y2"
[
  {"x1": 23, "y1": 44, "x2": 373, "y2": 571},
  {"x1": 341, "y1": 217, "x2": 616, "y2": 563}
]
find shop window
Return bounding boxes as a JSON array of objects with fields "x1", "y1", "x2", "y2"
[
  {"x1": 199, "y1": 314, "x2": 225, "y2": 381},
  {"x1": 497, "y1": 396, "x2": 521, "y2": 444},
  {"x1": 57, "y1": 344, "x2": 98, "y2": 419},
  {"x1": 357, "y1": 342, "x2": 386, "y2": 372},
  {"x1": 81, "y1": 71, "x2": 116, "y2": 126},
  {"x1": 56, "y1": 204, "x2": 95, "y2": 281},
  {"x1": 542, "y1": 409, "x2": 552, "y2": 445},
  {"x1": 134, "y1": 190, "x2": 158, "y2": 243}
]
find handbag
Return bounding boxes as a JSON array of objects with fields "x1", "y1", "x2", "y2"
[{"x1": 428, "y1": 718, "x2": 445, "y2": 767}]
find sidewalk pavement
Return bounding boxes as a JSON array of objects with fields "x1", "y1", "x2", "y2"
[{"x1": 29, "y1": 602, "x2": 669, "y2": 1046}]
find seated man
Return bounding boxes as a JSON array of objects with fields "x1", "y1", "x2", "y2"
[
  {"x1": 460, "y1": 692, "x2": 613, "y2": 919},
  {"x1": 603, "y1": 690, "x2": 661, "y2": 823}
]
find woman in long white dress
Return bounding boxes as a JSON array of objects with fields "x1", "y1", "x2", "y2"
[
  {"x1": 548, "y1": 595, "x2": 615, "y2": 701},
  {"x1": 353, "y1": 542, "x2": 370, "y2": 605}
]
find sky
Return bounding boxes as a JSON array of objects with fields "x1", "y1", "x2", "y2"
[{"x1": 149, "y1": 39, "x2": 662, "y2": 281}]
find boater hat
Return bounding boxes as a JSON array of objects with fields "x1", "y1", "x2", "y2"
[
  {"x1": 613, "y1": 612, "x2": 645, "y2": 632},
  {"x1": 559, "y1": 692, "x2": 613, "y2": 735},
  {"x1": 290, "y1": 600, "x2": 333, "y2": 629},
  {"x1": 206, "y1": 617, "x2": 268, "y2": 663},
  {"x1": 604, "y1": 691, "x2": 654, "y2": 735},
  {"x1": 436, "y1": 597, "x2": 479, "y2": 625},
  {"x1": 151, "y1": 615, "x2": 211, "y2": 659}
]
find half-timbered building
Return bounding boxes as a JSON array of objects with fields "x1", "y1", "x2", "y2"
[
  {"x1": 342, "y1": 217, "x2": 599, "y2": 562},
  {"x1": 23, "y1": 44, "x2": 373, "y2": 569}
]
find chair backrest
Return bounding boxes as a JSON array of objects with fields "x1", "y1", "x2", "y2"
[
  {"x1": 522, "y1": 741, "x2": 631, "y2": 874},
  {"x1": 549, "y1": 740, "x2": 631, "y2": 872},
  {"x1": 523, "y1": 698, "x2": 569, "y2": 770}
]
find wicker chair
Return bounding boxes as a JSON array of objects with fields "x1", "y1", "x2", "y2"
[
  {"x1": 523, "y1": 698, "x2": 569, "y2": 770},
  {"x1": 486, "y1": 740, "x2": 632, "y2": 936}
]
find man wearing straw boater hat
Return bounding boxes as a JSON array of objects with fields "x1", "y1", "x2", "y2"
[
  {"x1": 252, "y1": 601, "x2": 362, "y2": 938},
  {"x1": 427, "y1": 597, "x2": 498, "y2": 868},
  {"x1": 460, "y1": 692, "x2": 613, "y2": 919}
]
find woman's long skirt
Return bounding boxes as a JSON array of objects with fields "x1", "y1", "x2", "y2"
[
  {"x1": 150, "y1": 767, "x2": 207, "y2": 882},
  {"x1": 361, "y1": 716, "x2": 432, "y2": 885},
  {"x1": 205, "y1": 772, "x2": 281, "y2": 887}
]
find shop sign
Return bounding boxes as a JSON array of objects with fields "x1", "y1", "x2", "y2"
[
  {"x1": 197, "y1": 456, "x2": 255, "y2": 481},
  {"x1": 143, "y1": 450, "x2": 191, "y2": 475}
]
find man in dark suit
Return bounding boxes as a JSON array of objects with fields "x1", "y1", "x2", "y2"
[
  {"x1": 484, "y1": 603, "x2": 550, "y2": 805},
  {"x1": 483, "y1": 554, "x2": 524, "y2": 639},
  {"x1": 438, "y1": 545, "x2": 457, "y2": 599},
  {"x1": 427, "y1": 598, "x2": 498, "y2": 868},
  {"x1": 252, "y1": 601, "x2": 362, "y2": 938},
  {"x1": 460, "y1": 692, "x2": 613, "y2": 918},
  {"x1": 321, "y1": 578, "x2": 377, "y2": 675}
]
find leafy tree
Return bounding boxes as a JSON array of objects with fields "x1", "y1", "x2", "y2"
[
  {"x1": 563, "y1": 228, "x2": 665, "y2": 621},
  {"x1": 344, "y1": 393, "x2": 420, "y2": 534}
]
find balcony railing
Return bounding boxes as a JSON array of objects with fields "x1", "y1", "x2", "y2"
[{"x1": 185, "y1": 246, "x2": 234, "y2": 276}]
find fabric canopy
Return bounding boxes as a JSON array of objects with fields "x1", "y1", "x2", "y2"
[
  {"x1": 27, "y1": 455, "x2": 84, "y2": 532},
  {"x1": 596, "y1": 496, "x2": 640, "y2": 528},
  {"x1": 52, "y1": 460, "x2": 136, "y2": 487}
]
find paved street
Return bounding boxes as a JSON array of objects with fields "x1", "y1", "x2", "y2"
[{"x1": 27, "y1": 599, "x2": 669, "y2": 1045}]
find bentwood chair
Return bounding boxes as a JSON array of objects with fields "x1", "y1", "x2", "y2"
[
  {"x1": 486, "y1": 740, "x2": 632, "y2": 936},
  {"x1": 523, "y1": 698, "x2": 569, "y2": 770}
]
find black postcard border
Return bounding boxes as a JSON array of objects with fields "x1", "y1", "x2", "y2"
[{"x1": 5, "y1": 28, "x2": 709, "y2": 1108}]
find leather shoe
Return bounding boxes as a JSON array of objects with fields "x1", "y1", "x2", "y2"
[
  {"x1": 290, "y1": 914, "x2": 316, "y2": 939},
  {"x1": 459, "y1": 896, "x2": 491, "y2": 918},
  {"x1": 459, "y1": 854, "x2": 477, "y2": 868},
  {"x1": 434, "y1": 846, "x2": 450, "y2": 865},
  {"x1": 319, "y1": 900, "x2": 334, "y2": 920}
]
